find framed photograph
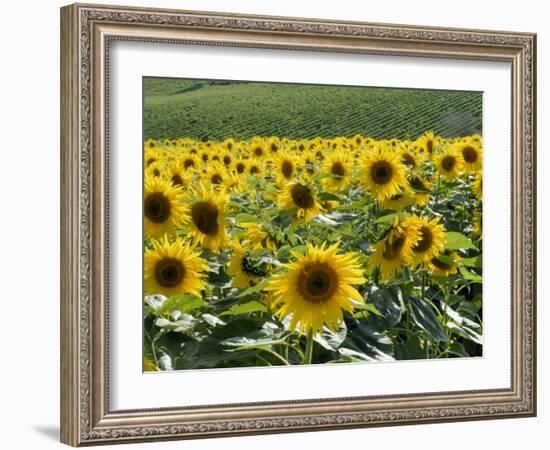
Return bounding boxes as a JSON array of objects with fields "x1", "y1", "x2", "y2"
[{"x1": 60, "y1": 3, "x2": 536, "y2": 446}]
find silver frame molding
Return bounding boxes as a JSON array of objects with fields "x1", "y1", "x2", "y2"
[{"x1": 60, "y1": 3, "x2": 536, "y2": 446}]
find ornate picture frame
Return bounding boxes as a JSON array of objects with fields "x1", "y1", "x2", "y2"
[{"x1": 60, "y1": 3, "x2": 536, "y2": 446}]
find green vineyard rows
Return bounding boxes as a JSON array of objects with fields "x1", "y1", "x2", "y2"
[{"x1": 143, "y1": 78, "x2": 482, "y2": 141}]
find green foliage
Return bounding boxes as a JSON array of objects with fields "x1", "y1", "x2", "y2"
[{"x1": 144, "y1": 79, "x2": 482, "y2": 141}]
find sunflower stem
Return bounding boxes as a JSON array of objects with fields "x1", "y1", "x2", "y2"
[{"x1": 304, "y1": 330, "x2": 314, "y2": 365}]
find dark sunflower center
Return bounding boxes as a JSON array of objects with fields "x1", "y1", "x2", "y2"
[
  {"x1": 183, "y1": 159, "x2": 195, "y2": 169},
  {"x1": 154, "y1": 257, "x2": 185, "y2": 288},
  {"x1": 414, "y1": 226, "x2": 433, "y2": 253},
  {"x1": 297, "y1": 263, "x2": 338, "y2": 304},
  {"x1": 236, "y1": 162, "x2": 245, "y2": 174},
  {"x1": 426, "y1": 139, "x2": 434, "y2": 154},
  {"x1": 442, "y1": 156, "x2": 456, "y2": 172},
  {"x1": 191, "y1": 201, "x2": 219, "y2": 236},
  {"x1": 370, "y1": 161, "x2": 393, "y2": 185},
  {"x1": 291, "y1": 184, "x2": 314, "y2": 209},
  {"x1": 202, "y1": 154, "x2": 208, "y2": 162},
  {"x1": 331, "y1": 161, "x2": 345, "y2": 178},
  {"x1": 211, "y1": 173, "x2": 223, "y2": 185},
  {"x1": 171, "y1": 174, "x2": 183, "y2": 186},
  {"x1": 402, "y1": 153, "x2": 416, "y2": 168},
  {"x1": 146, "y1": 158, "x2": 156, "y2": 166},
  {"x1": 281, "y1": 160, "x2": 294, "y2": 178},
  {"x1": 462, "y1": 146, "x2": 478, "y2": 163},
  {"x1": 382, "y1": 234, "x2": 405, "y2": 260},
  {"x1": 144, "y1": 192, "x2": 171, "y2": 224},
  {"x1": 223, "y1": 155, "x2": 231, "y2": 166},
  {"x1": 271, "y1": 143, "x2": 278, "y2": 152},
  {"x1": 149, "y1": 142, "x2": 156, "y2": 148},
  {"x1": 152, "y1": 168, "x2": 160, "y2": 177},
  {"x1": 250, "y1": 166, "x2": 260, "y2": 175},
  {"x1": 253, "y1": 147, "x2": 263, "y2": 157}
]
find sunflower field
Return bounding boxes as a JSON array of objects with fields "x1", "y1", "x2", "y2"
[{"x1": 143, "y1": 129, "x2": 483, "y2": 371}]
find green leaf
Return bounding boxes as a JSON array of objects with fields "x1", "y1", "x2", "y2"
[
  {"x1": 445, "y1": 231, "x2": 477, "y2": 250},
  {"x1": 394, "y1": 335, "x2": 425, "y2": 360},
  {"x1": 461, "y1": 255, "x2": 482, "y2": 268},
  {"x1": 448, "y1": 341, "x2": 469, "y2": 357},
  {"x1": 235, "y1": 213, "x2": 258, "y2": 224},
  {"x1": 317, "y1": 192, "x2": 342, "y2": 202},
  {"x1": 159, "y1": 294, "x2": 204, "y2": 315},
  {"x1": 314, "y1": 322, "x2": 347, "y2": 351},
  {"x1": 374, "y1": 213, "x2": 398, "y2": 224},
  {"x1": 220, "y1": 300, "x2": 267, "y2": 316},
  {"x1": 446, "y1": 321, "x2": 483, "y2": 345},
  {"x1": 366, "y1": 286, "x2": 405, "y2": 331},
  {"x1": 236, "y1": 278, "x2": 270, "y2": 298},
  {"x1": 459, "y1": 266, "x2": 482, "y2": 283},
  {"x1": 155, "y1": 314, "x2": 196, "y2": 333},
  {"x1": 409, "y1": 296, "x2": 448, "y2": 342}
]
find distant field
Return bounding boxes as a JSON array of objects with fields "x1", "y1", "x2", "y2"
[{"x1": 143, "y1": 78, "x2": 482, "y2": 141}]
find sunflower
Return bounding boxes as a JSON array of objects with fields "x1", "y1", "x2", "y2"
[
  {"x1": 472, "y1": 211, "x2": 482, "y2": 238},
  {"x1": 399, "y1": 144, "x2": 425, "y2": 170},
  {"x1": 143, "y1": 357, "x2": 160, "y2": 372},
  {"x1": 429, "y1": 250, "x2": 461, "y2": 277},
  {"x1": 370, "y1": 217, "x2": 421, "y2": 280},
  {"x1": 360, "y1": 145, "x2": 409, "y2": 201},
  {"x1": 249, "y1": 139, "x2": 267, "y2": 160},
  {"x1": 233, "y1": 159, "x2": 248, "y2": 176},
  {"x1": 322, "y1": 149, "x2": 352, "y2": 193},
  {"x1": 404, "y1": 216, "x2": 446, "y2": 264},
  {"x1": 144, "y1": 236, "x2": 208, "y2": 297},
  {"x1": 179, "y1": 153, "x2": 200, "y2": 173},
  {"x1": 145, "y1": 160, "x2": 165, "y2": 178},
  {"x1": 267, "y1": 242, "x2": 366, "y2": 335},
  {"x1": 472, "y1": 172, "x2": 482, "y2": 200},
  {"x1": 168, "y1": 161, "x2": 189, "y2": 189},
  {"x1": 379, "y1": 192, "x2": 415, "y2": 211},
  {"x1": 457, "y1": 141, "x2": 482, "y2": 173},
  {"x1": 240, "y1": 222, "x2": 278, "y2": 252},
  {"x1": 247, "y1": 159, "x2": 264, "y2": 177},
  {"x1": 435, "y1": 147, "x2": 463, "y2": 179},
  {"x1": 272, "y1": 149, "x2": 298, "y2": 185},
  {"x1": 144, "y1": 176, "x2": 186, "y2": 239},
  {"x1": 278, "y1": 182, "x2": 322, "y2": 224},
  {"x1": 205, "y1": 164, "x2": 227, "y2": 187},
  {"x1": 220, "y1": 151, "x2": 233, "y2": 169},
  {"x1": 183, "y1": 184, "x2": 228, "y2": 252},
  {"x1": 227, "y1": 240, "x2": 270, "y2": 289},
  {"x1": 144, "y1": 148, "x2": 163, "y2": 167},
  {"x1": 407, "y1": 175, "x2": 432, "y2": 206},
  {"x1": 416, "y1": 131, "x2": 437, "y2": 159}
]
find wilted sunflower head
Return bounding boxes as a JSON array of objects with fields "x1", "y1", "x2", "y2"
[
  {"x1": 144, "y1": 176, "x2": 186, "y2": 239},
  {"x1": 360, "y1": 145, "x2": 409, "y2": 201},
  {"x1": 144, "y1": 235, "x2": 208, "y2": 297},
  {"x1": 267, "y1": 242, "x2": 366, "y2": 336}
]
